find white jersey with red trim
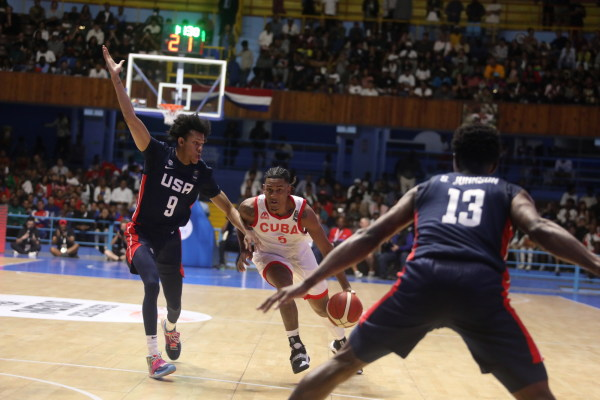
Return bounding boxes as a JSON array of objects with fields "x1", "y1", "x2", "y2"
[{"x1": 251, "y1": 194, "x2": 310, "y2": 259}]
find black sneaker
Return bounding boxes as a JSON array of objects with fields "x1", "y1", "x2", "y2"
[
  {"x1": 290, "y1": 345, "x2": 310, "y2": 374},
  {"x1": 162, "y1": 319, "x2": 181, "y2": 360},
  {"x1": 330, "y1": 338, "x2": 363, "y2": 375},
  {"x1": 330, "y1": 337, "x2": 347, "y2": 353}
]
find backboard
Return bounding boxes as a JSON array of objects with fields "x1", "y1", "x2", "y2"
[{"x1": 124, "y1": 53, "x2": 227, "y2": 121}]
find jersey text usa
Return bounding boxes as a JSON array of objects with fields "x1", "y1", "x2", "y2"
[{"x1": 160, "y1": 173, "x2": 194, "y2": 194}]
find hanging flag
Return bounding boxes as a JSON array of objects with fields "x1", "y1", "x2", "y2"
[
  {"x1": 190, "y1": 85, "x2": 273, "y2": 112},
  {"x1": 224, "y1": 87, "x2": 273, "y2": 112}
]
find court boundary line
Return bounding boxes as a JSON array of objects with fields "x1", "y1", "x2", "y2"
[
  {"x1": 0, "y1": 372, "x2": 103, "y2": 400},
  {"x1": 0, "y1": 358, "x2": 382, "y2": 400},
  {"x1": 555, "y1": 294, "x2": 600, "y2": 311}
]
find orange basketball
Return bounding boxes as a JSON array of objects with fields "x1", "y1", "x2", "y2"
[{"x1": 326, "y1": 291, "x2": 363, "y2": 328}]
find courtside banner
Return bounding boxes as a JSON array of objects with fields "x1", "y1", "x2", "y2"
[
  {"x1": 180, "y1": 201, "x2": 215, "y2": 268},
  {"x1": 190, "y1": 86, "x2": 273, "y2": 112},
  {"x1": 0, "y1": 204, "x2": 6, "y2": 253}
]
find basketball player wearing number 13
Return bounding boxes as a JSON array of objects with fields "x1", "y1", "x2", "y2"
[
  {"x1": 103, "y1": 45, "x2": 258, "y2": 379},
  {"x1": 236, "y1": 167, "x2": 358, "y2": 374},
  {"x1": 259, "y1": 124, "x2": 600, "y2": 399}
]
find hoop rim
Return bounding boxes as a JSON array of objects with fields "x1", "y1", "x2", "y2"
[{"x1": 159, "y1": 103, "x2": 185, "y2": 111}]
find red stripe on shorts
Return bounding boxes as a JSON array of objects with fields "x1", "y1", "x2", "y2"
[
  {"x1": 359, "y1": 266, "x2": 405, "y2": 325},
  {"x1": 501, "y1": 269, "x2": 543, "y2": 363},
  {"x1": 125, "y1": 222, "x2": 142, "y2": 264},
  {"x1": 262, "y1": 261, "x2": 293, "y2": 287},
  {"x1": 304, "y1": 288, "x2": 328, "y2": 300}
]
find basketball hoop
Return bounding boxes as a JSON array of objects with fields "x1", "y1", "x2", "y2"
[{"x1": 159, "y1": 103, "x2": 185, "y2": 125}]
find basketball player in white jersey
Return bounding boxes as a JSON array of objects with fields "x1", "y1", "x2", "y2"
[{"x1": 236, "y1": 167, "x2": 357, "y2": 374}]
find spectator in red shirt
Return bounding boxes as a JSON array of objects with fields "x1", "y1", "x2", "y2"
[
  {"x1": 328, "y1": 216, "x2": 363, "y2": 277},
  {"x1": 0, "y1": 176, "x2": 10, "y2": 200},
  {"x1": 32, "y1": 199, "x2": 50, "y2": 232},
  {"x1": 85, "y1": 163, "x2": 102, "y2": 183}
]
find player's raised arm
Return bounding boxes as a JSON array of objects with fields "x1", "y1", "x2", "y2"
[
  {"x1": 301, "y1": 205, "x2": 351, "y2": 291},
  {"x1": 511, "y1": 190, "x2": 600, "y2": 276},
  {"x1": 102, "y1": 45, "x2": 151, "y2": 152}
]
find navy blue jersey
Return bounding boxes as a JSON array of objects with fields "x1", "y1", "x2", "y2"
[
  {"x1": 409, "y1": 173, "x2": 523, "y2": 272},
  {"x1": 132, "y1": 137, "x2": 220, "y2": 231}
]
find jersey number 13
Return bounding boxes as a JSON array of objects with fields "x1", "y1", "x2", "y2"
[{"x1": 441, "y1": 188, "x2": 485, "y2": 227}]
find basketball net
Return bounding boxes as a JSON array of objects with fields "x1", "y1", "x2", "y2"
[{"x1": 159, "y1": 103, "x2": 184, "y2": 125}]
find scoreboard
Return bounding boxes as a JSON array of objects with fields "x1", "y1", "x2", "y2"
[{"x1": 163, "y1": 24, "x2": 208, "y2": 56}]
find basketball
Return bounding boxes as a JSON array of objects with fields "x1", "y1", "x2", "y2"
[{"x1": 326, "y1": 291, "x2": 363, "y2": 328}]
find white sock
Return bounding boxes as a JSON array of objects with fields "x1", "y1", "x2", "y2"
[
  {"x1": 147, "y1": 335, "x2": 159, "y2": 356},
  {"x1": 286, "y1": 329, "x2": 303, "y2": 349},
  {"x1": 165, "y1": 319, "x2": 176, "y2": 331},
  {"x1": 286, "y1": 328, "x2": 300, "y2": 338},
  {"x1": 321, "y1": 318, "x2": 345, "y2": 340}
]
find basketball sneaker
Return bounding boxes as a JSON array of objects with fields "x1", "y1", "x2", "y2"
[
  {"x1": 330, "y1": 338, "x2": 363, "y2": 375},
  {"x1": 146, "y1": 353, "x2": 176, "y2": 379},
  {"x1": 290, "y1": 345, "x2": 310, "y2": 374},
  {"x1": 161, "y1": 319, "x2": 181, "y2": 360}
]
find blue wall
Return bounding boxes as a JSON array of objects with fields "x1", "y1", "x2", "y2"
[{"x1": 1, "y1": 103, "x2": 75, "y2": 158}]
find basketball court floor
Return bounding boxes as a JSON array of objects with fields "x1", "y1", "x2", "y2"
[{"x1": 1, "y1": 252, "x2": 599, "y2": 400}]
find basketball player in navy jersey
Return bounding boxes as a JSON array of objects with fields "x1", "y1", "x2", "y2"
[
  {"x1": 103, "y1": 46, "x2": 258, "y2": 379},
  {"x1": 259, "y1": 124, "x2": 600, "y2": 399},
  {"x1": 236, "y1": 167, "x2": 357, "y2": 374}
]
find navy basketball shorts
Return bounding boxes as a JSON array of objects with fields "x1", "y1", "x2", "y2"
[
  {"x1": 349, "y1": 257, "x2": 547, "y2": 392},
  {"x1": 124, "y1": 222, "x2": 183, "y2": 276}
]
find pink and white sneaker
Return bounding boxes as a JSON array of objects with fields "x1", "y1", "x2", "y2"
[{"x1": 146, "y1": 353, "x2": 176, "y2": 379}]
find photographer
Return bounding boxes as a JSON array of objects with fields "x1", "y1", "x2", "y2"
[
  {"x1": 11, "y1": 217, "x2": 42, "y2": 258},
  {"x1": 50, "y1": 219, "x2": 79, "y2": 258},
  {"x1": 104, "y1": 220, "x2": 127, "y2": 261}
]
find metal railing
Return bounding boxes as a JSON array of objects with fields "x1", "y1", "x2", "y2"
[
  {"x1": 7, "y1": 214, "x2": 117, "y2": 250},
  {"x1": 506, "y1": 248, "x2": 594, "y2": 294},
  {"x1": 7, "y1": 213, "x2": 597, "y2": 293}
]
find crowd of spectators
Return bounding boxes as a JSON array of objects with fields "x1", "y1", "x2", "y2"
[
  {"x1": 1, "y1": 1, "x2": 599, "y2": 105},
  {"x1": 0, "y1": 0, "x2": 168, "y2": 77},
  {"x1": 236, "y1": 163, "x2": 600, "y2": 278},
  {"x1": 2, "y1": 125, "x2": 599, "y2": 270},
  {"x1": 510, "y1": 182, "x2": 600, "y2": 275},
  {"x1": 1, "y1": 146, "x2": 140, "y2": 259},
  {"x1": 240, "y1": 11, "x2": 600, "y2": 105},
  {"x1": 1, "y1": 1, "x2": 599, "y2": 267}
]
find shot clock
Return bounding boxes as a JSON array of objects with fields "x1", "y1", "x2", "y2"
[{"x1": 163, "y1": 24, "x2": 208, "y2": 55}]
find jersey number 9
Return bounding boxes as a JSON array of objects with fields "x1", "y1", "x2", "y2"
[{"x1": 164, "y1": 196, "x2": 178, "y2": 217}]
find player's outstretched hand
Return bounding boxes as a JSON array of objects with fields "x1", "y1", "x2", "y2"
[
  {"x1": 257, "y1": 283, "x2": 309, "y2": 313},
  {"x1": 236, "y1": 248, "x2": 253, "y2": 272},
  {"x1": 243, "y1": 229, "x2": 261, "y2": 252},
  {"x1": 102, "y1": 45, "x2": 124, "y2": 78}
]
